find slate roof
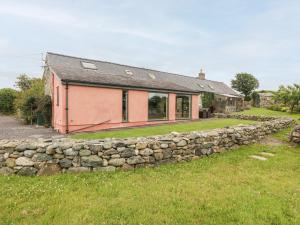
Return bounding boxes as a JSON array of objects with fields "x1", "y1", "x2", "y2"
[{"x1": 46, "y1": 52, "x2": 242, "y2": 97}]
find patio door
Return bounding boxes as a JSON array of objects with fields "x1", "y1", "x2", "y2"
[{"x1": 176, "y1": 95, "x2": 191, "y2": 119}]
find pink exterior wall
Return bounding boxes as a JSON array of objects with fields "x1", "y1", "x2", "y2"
[
  {"x1": 192, "y1": 95, "x2": 199, "y2": 120},
  {"x1": 52, "y1": 73, "x2": 66, "y2": 133},
  {"x1": 128, "y1": 90, "x2": 148, "y2": 122},
  {"x1": 67, "y1": 86, "x2": 123, "y2": 133},
  {"x1": 51, "y1": 79, "x2": 200, "y2": 133},
  {"x1": 168, "y1": 93, "x2": 176, "y2": 121}
]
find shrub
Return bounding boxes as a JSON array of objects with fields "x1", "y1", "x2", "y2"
[
  {"x1": 0, "y1": 88, "x2": 17, "y2": 114},
  {"x1": 15, "y1": 78, "x2": 51, "y2": 125}
]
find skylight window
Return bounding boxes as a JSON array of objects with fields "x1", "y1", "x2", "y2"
[
  {"x1": 81, "y1": 61, "x2": 97, "y2": 70},
  {"x1": 125, "y1": 70, "x2": 133, "y2": 75},
  {"x1": 197, "y1": 83, "x2": 205, "y2": 88},
  {"x1": 148, "y1": 73, "x2": 156, "y2": 80},
  {"x1": 208, "y1": 84, "x2": 214, "y2": 90}
]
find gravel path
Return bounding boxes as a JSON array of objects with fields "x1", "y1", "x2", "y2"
[{"x1": 0, "y1": 115, "x2": 59, "y2": 140}]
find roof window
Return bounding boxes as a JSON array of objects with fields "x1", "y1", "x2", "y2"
[
  {"x1": 148, "y1": 73, "x2": 156, "y2": 80},
  {"x1": 197, "y1": 83, "x2": 205, "y2": 88},
  {"x1": 81, "y1": 61, "x2": 97, "y2": 70},
  {"x1": 125, "y1": 70, "x2": 133, "y2": 75},
  {"x1": 208, "y1": 84, "x2": 214, "y2": 90}
]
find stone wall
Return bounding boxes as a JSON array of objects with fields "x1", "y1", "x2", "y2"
[{"x1": 0, "y1": 115, "x2": 294, "y2": 176}]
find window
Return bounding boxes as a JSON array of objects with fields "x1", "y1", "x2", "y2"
[
  {"x1": 176, "y1": 95, "x2": 191, "y2": 119},
  {"x1": 148, "y1": 93, "x2": 168, "y2": 120},
  {"x1": 122, "y1": 90, "x2": 128, "y2": 122},
  {"x1": 81, "y1": 61, "x2": 97, "y2": 70},
  {"x1": 56, "y1": 86, "x2": 59, "y2": 106}
]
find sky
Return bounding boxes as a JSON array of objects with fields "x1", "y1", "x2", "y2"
[{"x1": 0, "y1": 0, "x2": 299, "y2": 90}]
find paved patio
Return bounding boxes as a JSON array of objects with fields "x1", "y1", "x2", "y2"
[{"x1": 0, "y1": 115, "x2": 59, "y2": 140}]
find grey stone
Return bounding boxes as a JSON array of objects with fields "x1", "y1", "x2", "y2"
[
  {"x1": 103, "y1": 149, "x2": 118, "y2": 155},
  {"x1": 15, "y1": 143, "x2": 29, "y2": 151},
  {"x1": 89, "y1": 144, "x2": 103, "y2": 153},
  {"x1": 68, "y1": 167, "x2": 90, "y2": 173},
  {"x1": 154, "y1": 152, "x2": 163, "y2": 161},
  {"x1": 103, "y1": 142, "x2": 112, "y2": 150},
  {"x1": 15, "y1": 157, "x2": 34, "y2": 166},
  {"x1": 46, "y1": 146, "x2": 56, "y2": 155},
  {"x1": 127, "y1": 156, "x2": 145, "y2": 165},
  {"x1": 79, "y1": 149, "x2": 91, "y2": 156},
  {"x1": 81, "y1": 155, "x2": 103, "y2": 167},
  {"x1": 94, "y1": 166, "x2": 116, "y2": 172},
  {"x1": 0, "y1": 167, "x2": 14, "y2": 175},
  {"x1": 59, "y1": 158, "x2": 72, "y2": 168},
  {"x1": 60, "y1": 142, "x2": 73, "y2": 150},
  {"x1": 108, "y1": 158, "x2": 125, "y2": 166},
  {"x1": 24, "y1": 150, "x2": 35, "y2": 157},
  {"x1": 162, "y1": 149, "x2": 172, "y2": 159},
  {"x1": 37, "y1": 164, "x2": 61, "y2": 176},
  {"x1": 136, "y1": 142, "x2": 148, "y2": 150},
  {"x1": 160, "y1": 143, "x2": 169, "y2": 149},
  {"x1": 177, "y1": 140, "x2": 187, "y2": 147},
  {"x1": 140, "y1": 148, "x2": 153, "y2": 156},
  {"x1": 120, "y1": 148, "x2": 136, "y2": 158},
  {"x1": 32, "y1": 153, "x2": 52, "y2": 162},
  {"x1": 72, "y1": 143, "x2": 83, "y2": 151},
  {"x1": 5, "y1": 158, "x2": 16, "y2": 168},
  {"x1": 64, "y1": 148, "x2": 78, "y2": 156},
  {"x1": 17, "y1": 167, "x2": 38, "y2": 176}
]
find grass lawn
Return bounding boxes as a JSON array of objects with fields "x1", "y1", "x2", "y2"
[
  {"x1": 0, "y1": 129, "x2": 299, "y2": 225},
  {"x1": 236, "y1": 107, "x2": 300, "y2": 120},
  {"x1": 72, "y1": 118, "x2": 256, "y2": 139}
]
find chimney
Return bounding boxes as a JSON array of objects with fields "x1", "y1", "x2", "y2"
[{"x1": 198, "y1": 68, "x2": 205, "y2": 80}]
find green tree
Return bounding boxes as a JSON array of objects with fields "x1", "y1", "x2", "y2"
[
  {"x1": 0, "y1": 88, "x2": 17, "y2": 114},
  {"x1": 231, "y1": 73, "x2": 259, "y2": 101},
  {"x1": 15, "y1": 74, "x2": 39, "y2": 91},
  {"x1": 15, "y1": 78, "x2": 51, "y2": 125},
  {"x1": 274, "y1": 84, "x2": 300, "y2": 112}
]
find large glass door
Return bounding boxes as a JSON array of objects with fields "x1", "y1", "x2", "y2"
[{"x1": 176, "y1": 95, "x2": 191, "y2": 119}]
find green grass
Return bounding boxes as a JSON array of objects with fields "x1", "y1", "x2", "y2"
[
  {"x1": 1, "y1": 108, "x2": 299, "y2": 225},
  {"x1": 236, "y1": 107, "x2": 300, "y2": 120},
  {"x1": 1, "y1": 133, "x2": 299, "y2": 225},
  {"x1": 72, "y1": 118, "x2": 256, "y2": 139}
]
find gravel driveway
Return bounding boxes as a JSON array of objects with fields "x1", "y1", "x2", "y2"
[{"x1": 0, "y1": 115, "x2": 60, "y2": 140}]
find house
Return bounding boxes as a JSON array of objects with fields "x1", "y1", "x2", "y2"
[
  {"x1": 258, "y1": 92, "x2": 274, "y2": 108},
  {"x1": 43, "y1": 52, "x2": 243, "y2": 134}
]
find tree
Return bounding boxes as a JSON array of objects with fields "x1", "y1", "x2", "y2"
[
  {"x1": 15, "y1": 78, "x2": 51, "y2": 125},
  {"x1": 274, "y1": 84, "x2": 300, "y2": 112},
  {"x1": 15, "y1": 74, "x2": 39, "y2": 91},
  {"x1": 0, "y1": 88, "x2": 17, "y2": 114},
  {"x1": 231, "y1": 73, "x2": 259, "y2": 101}
]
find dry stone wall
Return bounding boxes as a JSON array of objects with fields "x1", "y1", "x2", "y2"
[{"x1": 0, "y1": 115, "x2": 294, "y2": 176}]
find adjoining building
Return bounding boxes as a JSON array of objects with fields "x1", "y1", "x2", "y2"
[
  {"x1": 258, "y1": 92, "x2": 274, "y2": 108},
  {"x1": 43, "y1": 52, "x2": 243, "y2": 133}
]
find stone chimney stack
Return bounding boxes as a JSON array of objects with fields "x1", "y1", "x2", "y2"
[{"x1": 198, "y1": 69, "x2": 205, "y2": 80}]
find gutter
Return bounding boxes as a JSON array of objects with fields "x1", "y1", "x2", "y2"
[
  {"x1": 65, "y1": 81, "x2": 69, "y2": 134},
  {"x1": 61, "y1": 79, "x2": 200, "y2": 95}
]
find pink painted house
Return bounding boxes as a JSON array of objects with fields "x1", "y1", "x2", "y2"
[{"x1": 44, "y1": 53, "x2": 242, "y2": 134}]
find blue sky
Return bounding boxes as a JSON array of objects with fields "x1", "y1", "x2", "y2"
[{"x1": 0, "y1": 0, "x2": 299, "y2": 89}]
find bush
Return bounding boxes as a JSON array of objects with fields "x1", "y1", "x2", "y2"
[
  {"x1": 15, "y1": 78, "x2": 51, "y2": 126},
  {"x1": 0, "y1": 88, "x2": 17, "y2": 114}
]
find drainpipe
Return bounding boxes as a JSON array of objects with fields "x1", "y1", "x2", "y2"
[{"x1": 65, "y1": 81, "x2": 69, "y2": 134}]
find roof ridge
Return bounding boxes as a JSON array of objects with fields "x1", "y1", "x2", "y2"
[{"x1": 46, "y1": 52, "x2": 221, "y2": 84}]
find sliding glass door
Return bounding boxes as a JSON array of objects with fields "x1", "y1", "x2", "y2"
[{"x1": 176, "y1": 95, "x2": 191, "y2": 119}]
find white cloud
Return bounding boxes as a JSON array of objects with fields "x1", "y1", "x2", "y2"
[{"x1": 0, "y1": 2, "x2": 78, "y2": 25}]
